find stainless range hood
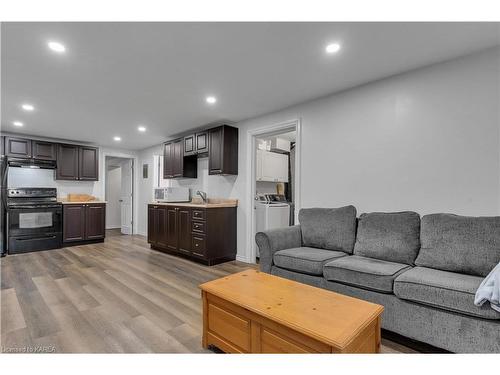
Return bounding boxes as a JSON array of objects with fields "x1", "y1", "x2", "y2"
[{"x1": 7, "y1": 157, "x2": 57, "y2": 169}]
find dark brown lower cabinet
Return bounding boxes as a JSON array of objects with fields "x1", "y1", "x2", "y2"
[
  {"x1": 147, "y1": 204, "x2": 236, "y2": 265},
  {"x1": 63, "y1": 203, "x2": 106, "y2": 244},
  {"x1": 166, "y1": 206, "x2": 178, "y2": 251}
]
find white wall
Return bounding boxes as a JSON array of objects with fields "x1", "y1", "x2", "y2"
[
  {"x1": 105, "y1": 165, "x2": 122, "y2": 229},
  {"x1": 138, "y1": 47, "x2": 500, "y2": 262}
]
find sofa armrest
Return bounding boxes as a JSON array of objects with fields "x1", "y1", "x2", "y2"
[{"x1": 255, "y1": 225, "x2": 302, "y2": 273}]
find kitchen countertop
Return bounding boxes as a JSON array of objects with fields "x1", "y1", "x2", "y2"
[
  {"x1": 58, "y1": 200, "x2": 107, "y2": 204},
  {"x1": 150, "y1": 198, "x2": 238, "y2": 208}
]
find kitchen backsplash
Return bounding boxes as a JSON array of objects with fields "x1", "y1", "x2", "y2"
[
  {"x1": 155, "y1": 155, "x2": 237, "y2": 199},
  {"x1": 7, "y1": 167, "x2": 98, "y2": 198}
]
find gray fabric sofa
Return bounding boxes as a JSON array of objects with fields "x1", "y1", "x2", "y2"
[{"x1": 255, "y1": 206, "x2": 500, "y2": 353}]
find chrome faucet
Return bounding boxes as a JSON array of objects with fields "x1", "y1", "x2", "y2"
[{"x1": 196, "y1": 190, "x2": 208, "y2": 203}]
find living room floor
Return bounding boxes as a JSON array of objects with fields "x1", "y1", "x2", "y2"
[{"x1": 0, "y1": 230, "x2": 416, "y2": 353}]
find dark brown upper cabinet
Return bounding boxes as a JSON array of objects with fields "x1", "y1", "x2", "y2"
[
  {"x1": 56, "y1": 144, "x2": 99, "y2": 181},
  {"x1": 163, "y1": 142, "x2": 174, "y2": 178},
  {"x1": 5, "y1": 137, "x2": 32, "y2": 158},
  {"x1": 32, "y1": 140, "x2": 56, "y2": 161},
  {"x1": 163, "y1": 138, "x2": 197, "y2": 179},
  {"x1": 208, "y1": 125, "x2": 238, "y2": 175},
  {"x1": 56, "y1": 144, "x2": 79, "y2": 180},
  {"x1": 195, "y1": 131, "x2": 209, "y2": 155},
  {"x1": 183, "y1": 134, "x2": 196, "y2": 156},
  {"x1": 79, "y1": 146, "x2": 99, "y2": 180},
  {"x1": 183, "y1": 131, "x2": 209, "y2": 157}
]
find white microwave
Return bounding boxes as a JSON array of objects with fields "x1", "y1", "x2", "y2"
[{"x1": 153, "y1": 187, "x2": 190, "y2": 202}]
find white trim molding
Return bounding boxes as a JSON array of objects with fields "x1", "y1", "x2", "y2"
[
  {"x1": 245, "y1": 118, "x2": 302, "y2": 264},
  {"x1": 102, "y1": 151, "x2": 140, "y2": 235}
]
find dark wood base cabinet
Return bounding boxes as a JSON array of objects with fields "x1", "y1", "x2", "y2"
[
  {"x1": 148, "y1": 204, "x2": 236, "y2": 265},
  {"x1": 63, "y1": 203, "x2": 106, "y2": 245}
]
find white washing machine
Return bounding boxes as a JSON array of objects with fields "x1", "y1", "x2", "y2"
[{"x1": 255, "y1": 194, "x2": 290, "y2": 257}]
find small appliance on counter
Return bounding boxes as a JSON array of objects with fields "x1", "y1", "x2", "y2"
[
  {"x1": 6, "y1": 187, "x2": 62, "y2": 254},
  {"x1": 153, "y1": 186, "x2": 190, "y2": 203}
]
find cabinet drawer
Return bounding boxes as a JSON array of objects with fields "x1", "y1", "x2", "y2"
[
  {"x1": 191, "y1": 234, "x2": 206, "y2": 257},
  {"x1": 192, "y1": 209, "x2": 206, "y2": 221},
  {"x1": 192, "y1": 220, "x2": 205, "y2": 234},
  {"x1": 260, "y1": 327, "x2": 313, "y2": 353},
  {"x1": 208, "y1": 303, "x2": 251, "y2": 352}
]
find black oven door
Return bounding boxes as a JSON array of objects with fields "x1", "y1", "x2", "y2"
[{"x1": 7, "y1": 205, "x2": 62, "y2": 254}]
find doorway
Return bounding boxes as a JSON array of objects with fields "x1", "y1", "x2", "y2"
[
  {"x1": 105, "y1": 156, "x2": 134, "y2": 235},
  {"x1": 247, "y1": 119, "x2": 301, "y2": 264}
]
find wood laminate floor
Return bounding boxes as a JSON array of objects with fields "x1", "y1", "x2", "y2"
[{"x1": 0, "y1": 230, "x2": 416, "y2": 353}]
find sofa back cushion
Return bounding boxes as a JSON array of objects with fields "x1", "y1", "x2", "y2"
[
  {"x1": 298, "y1": 206, "x2": 357, "y2": 253},
  {"x1": 415, "y1": 213, "x2": 500, "y2": 277},
  {"x1": 354, "y1": 211, "x2": 421, "y2": 265}
]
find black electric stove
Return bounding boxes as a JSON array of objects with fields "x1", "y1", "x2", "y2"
[{"x1": 6, "y1": 188, "x2": 62, "y2": 254}]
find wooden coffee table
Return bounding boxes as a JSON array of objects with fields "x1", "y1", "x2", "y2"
[{"x1": 199, "y1": 269, "x2": 384, "y2": 353}]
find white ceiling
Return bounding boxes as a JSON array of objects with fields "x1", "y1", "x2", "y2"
[{"x1": 2, "y1": 22, "x2": 499, "y2": 150}]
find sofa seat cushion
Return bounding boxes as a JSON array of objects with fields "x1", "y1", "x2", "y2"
[
  {"x1": 415, "y1": 213, "x2": 500, "y2": 277},
  {"x1": 323, "y1": 255, "x2": 411, "y2": 293},
  {"x1": 354, "y1": 211, "x2": 420, "y2": 265},
  {"x1": 298, "y1": 206, "x2": 357, "y2": 253},
  {"x1": 273, "y1": 247, "x2": 347, "y2": 276},
  {"x1": 394, "y1": 267, "x2": 500, "y2": 320}
]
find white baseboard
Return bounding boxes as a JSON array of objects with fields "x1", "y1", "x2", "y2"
[
  {"x1": 106, "y1": 225, "x2": 121, "y2": 230},
  {"x1": 236, "y1": 254, "x2": 256, "y2": 264}
]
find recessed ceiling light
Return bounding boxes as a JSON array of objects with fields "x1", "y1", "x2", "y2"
[
  {"x1": 113, "y1": 136, "x2": 121, "y2": 141},
  {"x1": 325, "y1": 43, "x2": 341, "y2": 54},
  {"x1": 13, "y1": 121, "x2": 24, "y2": 127},
  {"x1": 137, "y1": 125, "x2": 146, "y2": 132},
  {"x1": 21, "y1": 103, "x2": 35, "y2": 111},
  {"x1": 206, "y1": 96, "x2": 217, "y2": 104},
  {"x1": 48, "y1": 41, "x2": 66, "y2": 53}
]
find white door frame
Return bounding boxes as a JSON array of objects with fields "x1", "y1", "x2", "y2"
[
  {"x1": 102, "y1": 151, "x2": 139, "y2": 235},
  {"x1": 245, "y1": 118, "x2": 302, "y2": 264}
]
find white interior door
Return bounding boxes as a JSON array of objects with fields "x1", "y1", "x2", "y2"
[{"x1": 120, "y1": 159, "x2": 133, "y2": 234}]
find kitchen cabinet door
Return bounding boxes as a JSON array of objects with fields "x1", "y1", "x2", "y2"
[
  {"x1": 32, "y1": 140, "x2": 56, "y2": 160},
  {"x1": 5, "y1": 137, "x2": 32, "y2": 158},
  {"x1": 166, "y1": 206, "x2": 178, "y2": 251},
  {"x1": 156, "y1": 206, "x2": 168, "y2": 248},
  {"x1": 85, "y1": 204, "x2": 106, "y2": 240},
  {"x1": 63, "y1": 204, "x2": 86, "y2": 242},
  {"x1": 172, "y1": 139, "x2": 183, "y2": 177},
  {"x1": 178, "y1": 208, "x2": 191, "y2": 254},
  {"x1": 208, "y1": 127, "x2": 223, "y2": 174},
  {"x1": 57, "y1": 144, "x2": 79, "y2": 180},
  {"x1": 195, "y1": 132, "x2": 209, "y2": 154},
  {"x1": 257, "y1": 150, "x2": 288, "y2": 183},
  {"x1": 148, "y1": 206, "x2": 157, "y2": 244},
  {"x1": 276, "y1": 153, "x2": 289, "y2": 182},
  {"x1": 184, "y1": 135, "x2": 195, "y2": 156},
  {"x1": 208, "y1": 125, "x2": 238, "y2": 175},
  {"x1": 163, "y1": 142, "x2": 174, "y2": 178},
  {"x1": 79, "y1": 146, "x2": 99, "y2": 181}
]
